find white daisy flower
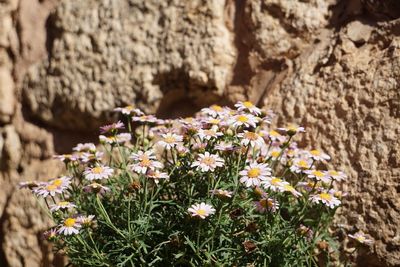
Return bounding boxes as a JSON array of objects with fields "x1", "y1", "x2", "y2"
[
  {"x1": 307, "y1": 149, "x2": 330, "y2": 161},
  {"x1": 281, "y1": 184, "x2": 302, "y2": 198},
  {"x1": 238, "y1": 131, "x2": 265, "y2": 148},
  {"x1": 255, "y1": 198, "x2": 279, "y2": 213},
  {"x1": 73, "y1": 143, "x2": 96, "y2": 152},
  {"x1": 191, "y1": 152, "x2": 225, "y2": 172},
  {"x1": 348, "y1": 231, "x2": 374, "y2": 245},
  {"x1": 77, "y1": 215, "x2": 96, "y2": 227},
  {"x1": 278, "y1": 124, "x2": 305, "y2": 136},
  {"x1": 239, "y1": 162, "x2": 271, "y2": 187},
  {"x1": 262, "y1": 177, "x2": 288, "y2": 192},
  {"x1": 99, "y1": 133, "x2": 131, "y2": 144},
  {"x1": 114, "y1": 105, "x2": 144, "y2": 116},
  {"x1": 80, "y1": 151, "x2": 104, "y2": 163},
  {"x1": 188, "y1": 202, "x2": 216, "y2": 219},
  {"x1": 289, "y1": 158, "x2": 313, "y2": 173},
  {"x1": 83, "y1": 165, "x2": 114, "y2": 181},
  {"x1": 210, "y1": 189, "x2": 233, "y2": 199},
  {"x1": 132, "y1": 114, "x2": 160, "y2": 124},
  {"x1": 327, "y1": 170, "x2": 347, "y2": 181},
  {"x1": 215, "y1": 141, "x2": 237, "y2": 152},
  {"x1": 34, "y1": 177, "x2": 71, "y2": 197},
  {"x1": 267, "y1": 147, "x2": 282, "y2": 159},
  {"x1": 50, "y1": 201, "x2": 77, "y2": 212},
  {"x1": 201, "y1": 105, "x2": 226, "y2": 117},
  {"x1": 146, "y1": 170, "x2": 169, "y2": 184},
  {"x1": 229, "y1": 114, "x2": 259, "y2": 128},
  {"x1": 310, "y1": 191, "x2": 341, "y2": 209},
  {"x1": 196, "y1": 128, "x2": 223, "y2": 141},
  {"x1": 235, "y1": 101, "x2": 262, "y2": 115},
  {"x1": 304, "y1": 170, "x2": 330, "y2": 183},
  {"x1": 265, "y1": 129, "x2": 286, "y2": 143},
  {"x1": 157, "y1": 133, "x2": 183, "y2": 150},
  {"x1": 58, "y1": 217, "x2": 81, "y2": 235},
  {"x1": 129, "y1": 150, "x2": 163, "y2": 174}
]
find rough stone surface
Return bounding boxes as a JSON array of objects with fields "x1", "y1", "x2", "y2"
[{"x1": 1, "y1": 0, "x2": 400, "y2": 266}]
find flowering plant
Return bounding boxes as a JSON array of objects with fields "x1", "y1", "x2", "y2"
[{"x1": 21, "y1": 102, "x2": 360, "y2": 266}]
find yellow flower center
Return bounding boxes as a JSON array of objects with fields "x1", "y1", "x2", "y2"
[
  {"x1": 52, "y1": 179, "x2": 63, "y2": 187},
  {"x1": 284, "y1": 184, "x2": 294, "y2": 192},
  {"x1": 209, "y1": 119, "x2": 220, "y2": 124},
  {"x1": 126, "y1": 105, "x2": 134, "y2": 111},
  {"x1": 237, "y1": 115, "x2": 248, "y2": 123},
  {"x1": 260, "y1": 199, "x2": 273, "y2": 208},
  {"x1": 244, "y1": 132, "x2": 258, "y2": 140},
  {"x1": 197, "y1": 209, "x2": 206, "y2": 216},
  {"x1": 271, "y1": 178, "x2": 282, "y2": 185},
  {"x1": 164, "y1": 136, "x2": 176, "y2": 143},
  {"x1": 59, "y1": 201, "x2": 69, "y2": 207},
  {"x1": 92, "y1": 166, "x2": 104, "y2": 174},
  {"x1": 329, "y1": 170, "x2": 338, "y2": 176},
  {"x1": 46, "y1": 185, "x2": 57, "y2": 191},
  {"x1": 312, "y1": 170, "x2": 324, "y2": 177},
  {"x1": 269, "y1": 130, "x2": 280, "y2": 137},
  {"x1": 201, "y1": 157, "x2": 216, "y2": 166},
  {"x1": 298, "y1": 160, "x2": 309, "y2": 168},
  {"x1": 310, "y1": 150, "x2": 320, "y2": 156},
  {"x1": 248, "y1": 168, "x2": 261, "y2": 178},
  {"x1": 64, "y1": 218, "x2": 76, "y2": 227},
  {"x1": 140, "y1": 157, "x2": 151, "y2": 167},
  {"x1": 204, "y1": 130, "x2": 215, "y2": 136},
  {"x1": 319, "y1": 193, "x2": 332, "y2": 201},
  {"x1": 211, "y1": 105, "x2": 223, "y2": 112},
  {"x1": 243, "y1": 101, "x2": 253, "y2": 108},
  {"x1": 287, "y1": 124, "x2": 298, "y2": 132},
  {"x1": 270, "y1": 151, "x2": 280, "y2": 158}
]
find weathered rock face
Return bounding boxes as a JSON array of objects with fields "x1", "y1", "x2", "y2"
[{"x1": 0, "y1": 0, "x2": 400, "y2": 266}]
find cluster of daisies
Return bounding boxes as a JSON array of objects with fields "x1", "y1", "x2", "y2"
[{"x1": 20, "y1": 101, "x2": 373, "y2": 251}]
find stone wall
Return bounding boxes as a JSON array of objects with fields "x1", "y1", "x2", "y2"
[{"x1": 0, "y1": 0, "x2": 399, "y2": 266}]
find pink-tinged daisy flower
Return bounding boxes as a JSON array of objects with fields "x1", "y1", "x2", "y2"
[
  {"x1": 310, "y1": 191, "x2": 341, "y2": 208},
  {"x1": 43, "y1": 228, "x2": 58, "y2": 241},
  {"x1": 235, "y1": 101, "x2": 262, "y2": 115},
  {"x1": 99, "y1": 133, "x2": 131, "y2": 144},
  {"x1": 327, "y1": 170, "x2": 347, "y2": 181},
  {"x1": 191, "y1": 152, "x2": 225, "y2": 172},
  {"x1": 255, "y1": 198, "x2": 279, "y2": 213},
  {"x1": 99, "y1": 121, "x2": 125, "y2": 134},
  {"x1": 18, "y1": 181, "x2": 39, "y2": 190},
  {"x1": 132, "y1": 114, "x2": 159, "y2": 124},
  {"x1": 254, "y1": 187, "x2": 268, "y2": 198},
  {"x1": 84, "y1": 183, "x2": 110, "y2": 195},
  {"x1": 264, "y1": 129, "x2": 286, "y2": 143},
  {"x1": 146, "y1": 170, "x2": 169, "y2": 184},
  {"x1": 239, "y1": 162, "x2": 271, "y2": 187},
  {"x1": 129, "y1": 150, "x2": 163, "y2": 174},
  {"x1": 278, "y1": 124, "x2": 305, "y2": 136},
  {"x1": 296, "y1": 181, "x2": 323, "y2": 193},
  {"x1": 201, "y1": 105, "x2": 226, "y2": 117},
  {"x1": 304, "y1": 170, "x2": 330, "y2": 183},
  {"x1": 83, "y1": 165, "x2": 114, "y2": 181},
  {"x1": 77, "y1": 215, "x2": 96, "y2": 227},
  {"x1": 307, "y1": 149, "x2": 330, "y2": 161},
  {"x1": 72, "y1": 143, "x2": 96, "y2": 152},
  {"x1": 297, "y1": 224, "x2": 314, "y2": 241},
  {"x1": 282, "y1": 184, "x2": 302, "y2": 197},
  {"x1": 262, "y1": 177, "x2": 288, "y2": 192},
  {"x1": 188, "y1": 202, "x2": 216, "y2": 219},
  {"x1": 238, "y1": 131, "x2": 265, "y2": 148},
  {"x1": 53, "y1": 154, "x2": 78, "y2": 163},
  {"x1": 267, "y1": 147, "x2": 282, "y2": 160},
  {"x1": 50, "y1": 201, "x2": 77, "y2": 212},
  {"x1": 289, "y1": 158, "x2": 313, "y2": 173},
  {"x1": 196, "y1": 128, "x2": 223, "y2": 141},
  {"x1": 215, "y1": 141, "x2": 237, "y2": 152},
  {"x1": 34, "y1": 177, "x2": 71, "y2": 197},
  {"x1": 348, "y1": 231, "x2": 374, "y2": 245},
  {"x1": 114, "y1": 105, "x2": 144, "y2": 116},
  {"x1": 229, "y1": 114, "x2": 259, "y2": 128},
  {"x1": 156, "y1": 133, "x2": 183, "y2": 150},
  {"x1": 210, "y1": 189, "x2": 233, "y2": 199},
  {"x1": 80, "y1": 151, "x2": 104, "y2": 163},
  {"x1": 201, "y1": 117, "x2": 224, "y2": 127},
  {"x1": 58, "y1": 217, "x2": 81, "y2": 235}
]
